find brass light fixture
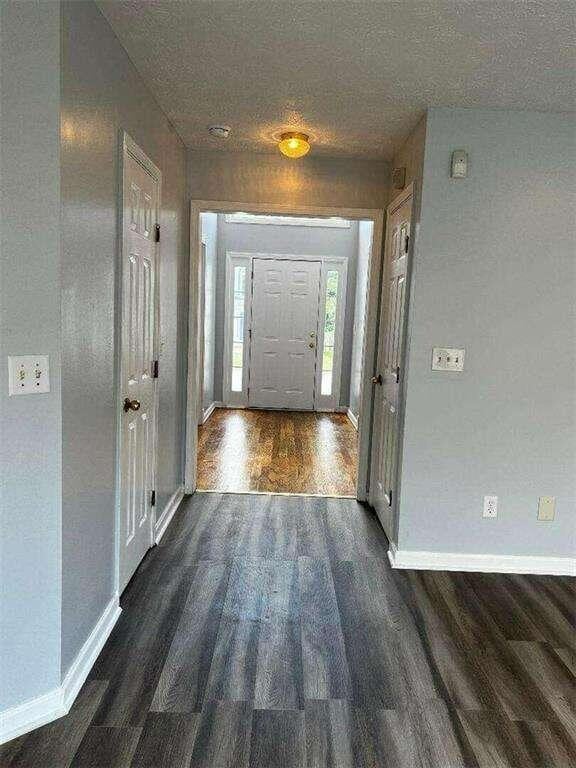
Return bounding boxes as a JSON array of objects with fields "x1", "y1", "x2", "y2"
[{"x1": 278, "y1": 131, "x2": 310, "y2": 159}]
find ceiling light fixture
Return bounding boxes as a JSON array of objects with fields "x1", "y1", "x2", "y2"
[
  {"x1": 208, "y1": 125, "x2": 231, "y2": 139},
  {"x1": 278, "y1": 131, "x2": 310, "y2": 159}
]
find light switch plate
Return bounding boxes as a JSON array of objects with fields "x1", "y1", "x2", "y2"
[
  {"x1": 537, "y1": 496, "x2": 555, "y2": 522},
  {"x1": 432, "y1": 347, "x2": 465, "y2": 372},
  {"x1": 8, "y1": 355, "x2": 50, "y2": 395}
]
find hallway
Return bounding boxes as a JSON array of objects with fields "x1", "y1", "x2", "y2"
[
  {"x1": 197, "y1": 409, "x2": 358, "y2": 496},
  {"x1": 2, "y1": 492, "x2": 574, "y2": 767}
]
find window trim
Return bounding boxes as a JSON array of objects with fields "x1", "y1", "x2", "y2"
[
  {"x1": 314, "y1": 257, "x2": 348, "y2": 412},
  {"x1": 225, "y1": 213, "x2": 351, "y2": 228},
  {"x1": 222, "y1": 253, "x2": 252, "y2": 407}
]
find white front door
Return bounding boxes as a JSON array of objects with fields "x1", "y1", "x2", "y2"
[
  {"x1": 119, "y1": 140, "x2": 160, "y2": 593},
  {"x1": 248, "y1": 258, "x2": 321, "y2": 410},
  {"x1": 370, "y1": 190, "x2": 412, "y2": 537}
]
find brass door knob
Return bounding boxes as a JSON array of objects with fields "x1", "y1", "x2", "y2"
[
  {"x1": 123, "y1": 397, "x2": 141, "y2": 412},
  {"x1": 371, "y1": 374, "x2": 383, "y2": 385}
]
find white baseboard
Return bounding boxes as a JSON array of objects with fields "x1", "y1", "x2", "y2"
[
  {"x1": 154, "y1": 484, "x2": 185, "y2": 544},
  {"x1": 0, "y1": 594, "x2": 121, "y2": 745},
  {"x1": 201, "y1": 401, "x2": 221, "y2": 424},
  {"x1": 346, "y1": 408, "x2": 358, "y2": 429},
  {"x1": 388, "y1": 543, "x2": 576, "y2": 576},
  {"x1": 61, "y1": 595, "x2": 121, "y2": 711},
  {"x1": 0, "y1": 687, "x2": 65, "y2": 746}
]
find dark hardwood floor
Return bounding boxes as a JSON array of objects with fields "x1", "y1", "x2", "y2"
[
  {"x1": 197, "y1": 409, "x2": 358, "y2": 496},
  {"x1": 2, "y1": 492, "x2": 574, "y2": 767}
]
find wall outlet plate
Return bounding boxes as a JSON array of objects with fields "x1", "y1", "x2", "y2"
[
  {"x1": 537, "y1": 496, "x2": 555, "y2": 521},
  {"x1": 483, "y1": 495, "x2": 498, "y2": 518},
  {"x1": 8, "y1": 355, "x2": 50, "y2": 395},
  {"x1": 432, "y1": 347, "x2": 465, "y2": 372}
]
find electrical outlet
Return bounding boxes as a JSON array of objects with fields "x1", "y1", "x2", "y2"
[
  {"x1": 537, "y1": 496, "x2": 555, "y2": 521},
  {"x1": 483, "y1": 495, "x2": 498, "y2": 518},
  {"x1": 8, "y1": 355, "x2": 50, "y2": 395}
]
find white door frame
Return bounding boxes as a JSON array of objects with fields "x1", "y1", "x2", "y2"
[
  {"x1": 221, "y1": 251, "x2": 348, "y2": 411},
  {"x1": 114, "y1": 132, "x2": 161, "y2": 595},
  {"x1": 185, "y1": 200, "x2": 385, "y2": 501}
]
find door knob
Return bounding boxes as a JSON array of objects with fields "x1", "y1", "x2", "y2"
[
  {"x1": 123, "y1": 397, "x2": 141, "y2": 412},
  {"x1": 371, "y1": 374, "x2": 383, "y2": 385}
]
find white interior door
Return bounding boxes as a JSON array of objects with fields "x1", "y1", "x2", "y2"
[
  {"x1": 119, "y1": 140, "x2": 160, "y2": 593},
  {"x1": 370, "y1": 190, "x2": 412, "y2": 537},
  {"x1": 248, "y1": 258, "x2": 321, "y2": 410}
]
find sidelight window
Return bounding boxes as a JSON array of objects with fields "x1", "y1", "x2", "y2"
[
  {"x1": 231, "y1": 265, "x2": 246, "y2": 392},
  {"x1": 320, "y1": 270, "x2": 339, "y2": 396}
]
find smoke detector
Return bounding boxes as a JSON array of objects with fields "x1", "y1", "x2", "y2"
[{"x1": 208, "y1": 125, "x2": 231, "y2": 139}]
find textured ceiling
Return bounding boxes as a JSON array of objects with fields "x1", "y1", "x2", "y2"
[{"x1": 97, "y1": 0, "x2": 575, "y2": 159}]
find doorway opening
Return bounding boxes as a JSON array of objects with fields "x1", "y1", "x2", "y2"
[{"x1": 185, "y1": 202, "x2": 385, "y2": 500}]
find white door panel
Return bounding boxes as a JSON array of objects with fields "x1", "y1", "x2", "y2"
[
  {"x1": 371, "y1": 193, "x2": 412, "y2": 538},
  {"x1": 248, "y1": 258, "x2": 321, "y2": 410},
  {"x1": 119, "y1": 146, "x2": 159, "y2": 593}
]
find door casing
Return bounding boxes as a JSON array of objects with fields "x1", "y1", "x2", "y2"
[
  {"x1": 114, "y1": 132, "x2": 161, "y2": 595},
  {"x1": 221, "y1": 251, "x2": 348, "y2": 411},
  {"x1": 185, "y1": 200, "x2": 385, "y2": 502}
]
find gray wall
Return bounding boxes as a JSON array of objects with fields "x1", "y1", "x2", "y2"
[
  {"x1": 213, "y1": 216, "x2": 359, "y2": 406},
  {"x1": 188, "y1": 149, "x2": 390, "y2": 209},
  {"x1": 0, "y1": 0, "x2": 62, "y2": 711},
  {"x1": 348, "y1": 221, "x2": 374, "y2": 420},
  {"x1": 398, "y1": 107, "x2": 576, "y2": 558},
  {"x1": 200, "y1": 212, "x2": 218, "y2": 411},
  {"x1": 60, "y1": 0, "x2": 189, "y2": 674}
]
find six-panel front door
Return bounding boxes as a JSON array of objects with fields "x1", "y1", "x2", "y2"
[
  {"x1": 370, "y1": 190, "x2": 412, "y2": 537},
  {"x1": 248, "y1": 258, "x2": 322, "y2": 410},
  {"x1": 119, "y1": 144, "x2": 159, "y2": 593}
]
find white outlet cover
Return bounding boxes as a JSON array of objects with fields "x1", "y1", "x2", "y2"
[
  {"x1": 483, "y1": 495, "x2": 498, "y2": 518},
  {"x1": 432, "y1": 347, "x2": 465, "y2": 372},
  {"x1": 8, "y1": 355, "x2": 50, "y2": 395}
]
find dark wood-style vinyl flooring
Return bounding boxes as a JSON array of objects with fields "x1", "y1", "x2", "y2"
[
  {"x1": 2, "y1": 492, "x2": 575, "y2": 767},
  {"x1": 197, "y1": 409, "x2": 358, "y2": 496}
]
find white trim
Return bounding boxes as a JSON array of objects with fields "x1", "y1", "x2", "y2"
[
  {"x1": 224, "y1": 212, "x2": 351, "y2": 228},
  {"x1": 346, "y1": 408, "x2": 359, "y2": 429},
  {"x1": 0, "y1": 688, "x2": 64, "y2": 746},
  {"x1": 388, "y1": 543, "x2": 576, "y2": 576},
  {"x1": 201, "y1": 401, "x2": 219, "y2": 424},
  {"x1": 0, "y1": 595, "x2": 121, "y2": 745},
  {"x1": 186, "y1": 200, "x2": 385, "y2": 501},
  {"x1": 223, "y1": 252, "x2": 252, "y2": 407},
  {"x1": 314, "y1": 256, "x2": 348, "y2": 411},
  {"x1": 154, "y1": 485, "x2": 185, "y2": 544},
  {"x1": 222, "y1": 251, "x2": 348, "y2": 412},
  {"x1": 61, "y1": 595, "x2": 121, "y2": 711}
]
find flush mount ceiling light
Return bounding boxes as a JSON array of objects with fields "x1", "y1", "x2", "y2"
[
  {"x1": 208, "y1": 125, "x2": 231, "y2": 139},
  {"x1": 278, "y1": 131, "x2": 310, "y2": 159}
]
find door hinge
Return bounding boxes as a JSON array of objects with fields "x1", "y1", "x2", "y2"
[
  {"x1": 404, "y1": 234, "x2": 410, "y2": 253},
  {"x1": 388, "y1": 490, "x2": 392, "y2": 507},
  {"x1": 154, "y1": 224, "x2": 160, "y2": 243},
  {"x1": 395, "y1": 365, "x2": 400, "y2": 384},
  {"x1": 152, "y1": 359, "x2": 159, "y2": 378},
  {"x1": 151, "y1": 490, "x2": 156, "y2": 506}
]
